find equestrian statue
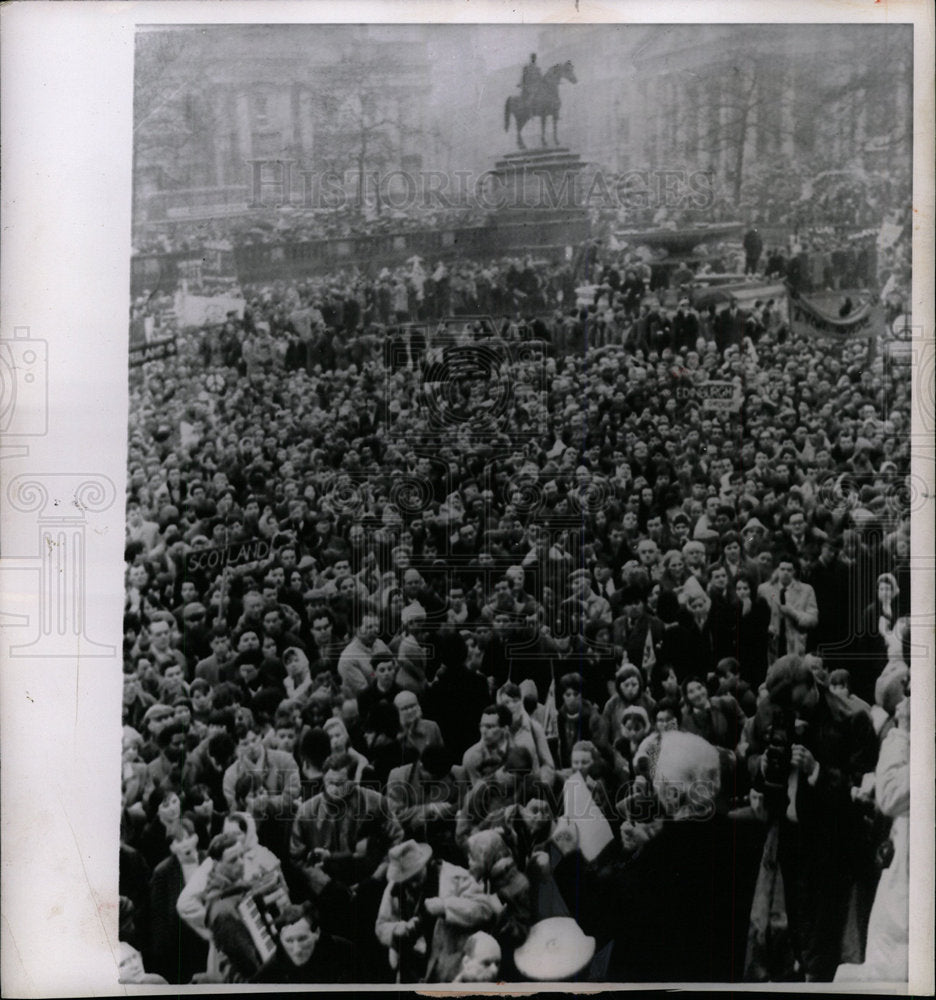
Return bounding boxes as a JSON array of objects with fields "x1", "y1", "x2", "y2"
[{"x1": 504, "y1": 54, "x2": 577, "y2": 150}]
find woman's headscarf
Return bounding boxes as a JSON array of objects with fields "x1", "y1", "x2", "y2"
[
  {"x1": 876, "y1": 572, "x2": 899, "y2": 598},
  {"x1": 614, "y1": 664, "x2": 645, "y2": 702},
  {"x1": 620, "y1": 704, "x2": 650, "y2": 732}
]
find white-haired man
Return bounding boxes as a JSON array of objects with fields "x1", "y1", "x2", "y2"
[{"x1": 551, "y1": 731, "x2": 755, "y2": 983}]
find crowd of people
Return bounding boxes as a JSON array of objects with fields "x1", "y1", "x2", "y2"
[
  {"x1": 120, "y1": 204, "x2": 914, "y2": 984},
  {"x1": 132, "y1": 203, "x2": 492, "y2": 257}
]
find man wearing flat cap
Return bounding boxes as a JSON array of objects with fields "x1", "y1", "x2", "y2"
[
  {"x1": 394, "y1": 603, "x2": 430, "y2": 695},
  {"x1": 375, "y1": 840, "x2": 436, "y2": 982}
]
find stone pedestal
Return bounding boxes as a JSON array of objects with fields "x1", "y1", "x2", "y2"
[
  {"x1": 489, "y1": 147, "x2": 588, "y2": 218},
  {"x1": 486, "y1": 147, "x2": 590, "y2": 254}
]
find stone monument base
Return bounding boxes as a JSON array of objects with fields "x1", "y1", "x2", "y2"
[
  {"x1": 489, "y1": 147, "x2": 588, "y2": 218},
  {"x1": 486, "y1": 147, "x2": 590, "y2": 253}
]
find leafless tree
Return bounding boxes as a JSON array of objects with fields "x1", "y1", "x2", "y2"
[{"x1": 133, "y1": 29, "x2": 217, "y2": 188}]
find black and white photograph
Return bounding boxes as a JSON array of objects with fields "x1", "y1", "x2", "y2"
[{"x1": 1, "y1": 3, "x2": 934, "y2": 994}]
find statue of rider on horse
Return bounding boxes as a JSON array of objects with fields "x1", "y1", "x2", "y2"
[{"x1": 505, "y1": 54, "x2": 577, "y2": 150}]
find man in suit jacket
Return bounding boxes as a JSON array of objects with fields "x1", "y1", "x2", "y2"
[
  {"x1": 394, "y1": 690, "x2": 444, "y2": 762},
  {"x1": 422, "y1": 658, "x2": 491, "y2": 761},
  {"x1": 385, "y1": 746, "x2": 459, "y2": 853},
  {"x1": 672, "y1": 299, "x2": 700, "y2": 352},
  {"x1": 611, "y1": 586, "x2": 664, "y2": 675},
  {"x1": 806, "y1": 538, "x2": 854, "y2": 655},
  {"x1": 758, "y1": 557, "x2": 819, "y2": 661},
  {"x1": 290, "y1": 752, "x2": 402, "y2": 886},
  {"x1": 715, "y1": 299, "x2": 747, "y2": 354}
]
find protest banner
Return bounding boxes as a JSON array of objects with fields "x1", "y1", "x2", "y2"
[
  {"x1": 675, "y1": 379, "x2": 742, "y2": 412},
  {"x1": 173, "y1": 285, "x2": 246, "y2": 328},
  {"x1": 183, "y1": 537, "x2": 272, "y2": 574},
  {"x1": 128, "y1": 337, "x2": 177, "y2": 367},
  {"x1": 786, "y1": 289, "x2": 883, "y2": 342}
]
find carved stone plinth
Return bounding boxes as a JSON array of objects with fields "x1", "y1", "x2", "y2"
[{"x1": 486, "y1": 148, "x2": 591, "y2": 252}]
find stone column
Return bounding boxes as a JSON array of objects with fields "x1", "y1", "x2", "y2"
[
  {"x1": 780, "y1": 69, "x2": 795, "y2": 159},
  {"x1": 213, "y1": 87, "x2": 229, "y2": 187},
  {"x1": 297, "y1": 86, "x2": 315, "y2": 163},
  {"x1": 235, "y1": 90, "x2": 253, "y2": 165}
]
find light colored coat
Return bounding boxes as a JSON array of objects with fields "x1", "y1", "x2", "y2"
[{"x1": 758, "y1": 578, "x2": 818, "y2": 658}]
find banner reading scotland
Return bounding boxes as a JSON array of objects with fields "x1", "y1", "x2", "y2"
[{"x1": 183, "y1": 537, "x2": 272, "y2": 573}]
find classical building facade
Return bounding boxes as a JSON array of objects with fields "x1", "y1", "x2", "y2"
[{"x1": 134, "y1": 25, "x2": 434, "y2": 221}]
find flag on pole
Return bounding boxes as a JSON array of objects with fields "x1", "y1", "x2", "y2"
[
  {"x1": 642, "y1": 626, "x2": 657, "y2": 675},
  {"x1": 543, "y1": 675, "x2": 558, "y2": 741}
]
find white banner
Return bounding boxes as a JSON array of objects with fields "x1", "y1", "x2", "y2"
[{"x1": 173, "y1": 289, "x2": 245, "y2": 328}]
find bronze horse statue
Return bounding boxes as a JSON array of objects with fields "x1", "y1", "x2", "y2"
[{"x1": 504, "y1": 60, "x2": 577, "y2": 150}]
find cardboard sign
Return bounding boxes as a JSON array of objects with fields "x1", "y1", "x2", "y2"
[
  {"x1": 675, "y1": 380, "x2": 741, "y2": 412},
  {"x1": 562, "y1": 772, "x2": 614, "y2": 862},
  {"x1": 696, "y1": 380, "x2": 741, "y2": 411},
  {"x1": 128, "y1": 337, "x2": 177, "y2": 368},
  {"x1": 173, "y1": 288, "x2": 245, "y2": 328},
  {"x1": 184, "y1": 537, "x2": 272, "y2": 573}
]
